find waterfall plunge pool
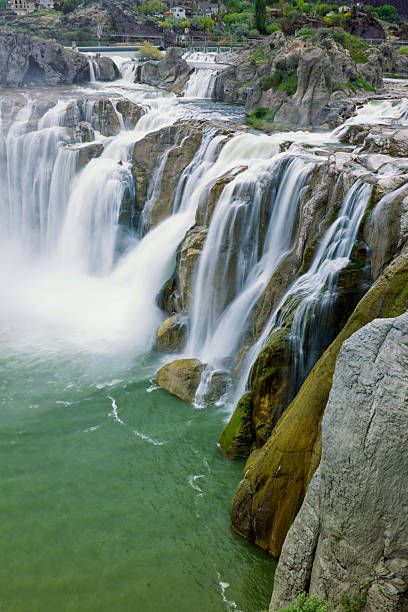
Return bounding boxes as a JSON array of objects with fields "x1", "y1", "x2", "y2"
[{"x1": 0, "y1": 79, "x2": 273, "y2": 612}]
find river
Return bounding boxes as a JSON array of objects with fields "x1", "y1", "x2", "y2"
[{"x1": 0, "y1": 67, "x2": 277, "y2": 612}]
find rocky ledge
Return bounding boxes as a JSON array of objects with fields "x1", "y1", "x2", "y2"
[
  {"x1": 0, "y1": 30, "x2": 118, "y2": 87},
  {"x1": 136, "y1": 47, "x2": 192, "y2": 95},
  {"x1": 214, "y1": 30, "x2": 384, "y2": 127}
]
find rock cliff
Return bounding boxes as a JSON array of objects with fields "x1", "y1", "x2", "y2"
[
  {"x1": 214, "y1": 31, "x2": 383, "y2": 127},
  {"x1": 270, "y1": 312, "x2": 408, "y2": 611},
  {"x1": 0, "y1": 30, "x2": 90, "y2": 87}
]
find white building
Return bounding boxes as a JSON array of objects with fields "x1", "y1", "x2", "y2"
[{"x1": 170, "y1": 5, "x2": 186, "y2": 19}]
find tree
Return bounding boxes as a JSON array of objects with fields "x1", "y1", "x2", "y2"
[
  {"x1": 373, "y1": 4, "x2": 399, "y2": 22},
  {"x1": 255, "y1": 0, "x2": 266, "y2": 33}
]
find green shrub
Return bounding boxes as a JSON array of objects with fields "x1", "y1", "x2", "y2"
[
  {"x1": 331, "y1": 29, "x2": 346, "y2": 45},
  {"x1": 260, "y1": 71, "x2": 282, "y2": 89},
  {"x1": 398, "y1": 46, "x2": 408, "y2": 55},
  {"x1": 246, "y1": 105, "x2": 280, "y2": 129},
  {"x1": 296, "y1": 26, "x2": 315, "y2": 39},
  {"x1": 278, "y1": 68, "x2": 298, "y2": 94},
  {"x1": 271, "y1": 592, "x2": 334, "y2": 611},
  {"x1": 352, "y1": 51, "x2": 368, "y2": 63},
  {"x1": 373, "y1": 4, "x2": 399, "y2": 23},
  {"x1": 267, "y1": 23, "x2": 281, "y2": 33},
  {"x1": 314, "y1": 3, "x2": 336, "y2": 16},
  {"x1": 139, "y1": 41, "x2": 162, "y2": 59},
  {"x1": 275, "y1": 57, "x2": 288, "y2": 71}
]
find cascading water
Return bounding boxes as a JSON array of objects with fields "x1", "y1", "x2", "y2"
[
  {"x1": 183, "y1": 68, "x2": 218, "y2": 99},
  {"x1": 233, "y1": 180, "x2": 372, "y2": 407},
  {"x1": 88, "y1": 57, "x2": 96, "y2": 83},
  {"x1": 1, "y1": 59, "x2": 404, "y2": 612},
  {"x1": 186, "y1": 154, "x2": 317, "y2": 378}
]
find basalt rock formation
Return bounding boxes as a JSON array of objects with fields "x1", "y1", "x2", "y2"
[
  {"x1": 270, "y1": 312, "x2": 408, "y2": 612},
  {"x1": 214, "y1": 31, "x2": 383, "y2": 127},
  {"x1": 0, "y1": 30, "x2": 89, "y2": 87},
  {"x1": 225, "y1": 129, "x2": 408, "y2": 557},
  {"x1": 137, "y1": 47, "x2": 192, "y2": 95},
  {"x1": 230, "y1": 242, "x2": 408, "y2": 558}
]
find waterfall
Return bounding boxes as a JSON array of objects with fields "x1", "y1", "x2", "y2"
[
  {"x1": 121, "y1": 61, "x2": 138, "y2": 82},
  {"x1": 233, "y1": 180, "x2": 372, "y2": 407},
  {"x1": 185, "y1": 153, "x2": 317, "y2": 404},
  {"x1": 88, "y1": 57, "x2": 96, "y2": 83},
  {"x1": 138, "y1": 128, "x2": 184, "y2": 235},
  {"x1": 183, "y1": 69, "x2": 218, "y2": 99},
  {"x1": 1, "y1": 102, "x2": 72, "y2": 253}
]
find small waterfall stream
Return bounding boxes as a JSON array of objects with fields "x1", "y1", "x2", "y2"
[
  {"x1": 233, "y1": 180, "x2": 373, "y2": 407},
  {"x1": 183, "y1": 68, "x2": 218, "y2": 99}
]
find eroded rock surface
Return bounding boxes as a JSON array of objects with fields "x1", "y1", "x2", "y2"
[
  {"x1": 0, "y1": 30, "x2": 89, "y2": 87},
  {"x1": 270, "y1": 312, "x2": 408, "y2": 612},
  {"x1": 138, "y1": 47, "x2": 192, "y2": 94}
]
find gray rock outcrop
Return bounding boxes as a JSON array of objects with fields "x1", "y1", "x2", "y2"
[
  {"x1": 93, "y1": 56, "x2": 120, "y2": 81},
  {"x1": 0, "y1": 30, "x2": 89, "y2": 87},
  {"x1": 138, "y1": 47, "x2": 192, "y2": 94},
  {"x1": 270, "y1": 313, "x2": 408, "y2": 611}
]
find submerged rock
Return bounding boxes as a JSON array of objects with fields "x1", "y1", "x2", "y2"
[
  {"x1": 155, "y1": 358, "x2": 204, "y2": 403},
  {"x1": 270, "y1": 312, "x2": 408, "y2": 611}
]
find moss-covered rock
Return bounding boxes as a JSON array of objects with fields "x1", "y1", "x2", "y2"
[
  {"x1": 230, "y1": 242, "x2": 408, "y2": 557},
  {"x1": 219, "y1": 393, "x2": 254, "y2": 460},
  {"x1": 250, "y1": 326, "x2": 292, "y2": 448}
]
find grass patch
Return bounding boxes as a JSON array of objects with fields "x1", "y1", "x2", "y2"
[{"x1": 246, "y1": 105, "x2": 280, "y2": 129}]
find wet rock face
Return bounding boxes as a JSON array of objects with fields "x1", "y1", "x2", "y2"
[
  {"x1": 155, "y1": 314, "x2": 188, "y2": 353},
  {"x1": 115, "y1": 99, "x2": 144, "y2": 129},
  {"x1": 0, "y1": 31, "x2": 89, "y2": 87},
  {"x1": 155, "y1": 358, "x2": 205, "y2": 403},
  {"x1": 93, "y1": 56, "x2": 120, "y2": 81},
  {"x1": 138, "y1": 47, "x2": 192, "y2": 94},
  {"x1": 270, "y1": 313, "x2": 408, "y2": 612},
  {"x1": 230, "y1": 243, "x2": 408, "y2": 558},
  {"x1": 218, "y1": 393, "x2": 253, "y2": 459}
]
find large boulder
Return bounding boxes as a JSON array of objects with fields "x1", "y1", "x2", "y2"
[
  {"x1": 155, "y1": 314, "x2": 188, "y2": 353},
  {"x1": 270, "y1": 312, "x2": 408, "y2": 611},
  {"x1": 155, "y1": 358, "x2": 205, "y2": 403},
  {"x1": 115, "y1": 99, "x2": 144, "y2": 129},
  {"x1": 0, "y1": 30, "x2": 89, "y2": 87},
  {"x1": 275, "y1": 47, "x2": 338, "y2": 126},
  {"x1": 93, "y1": 56, "x2": 120, "y2": 81},
  {"x1": 138, "y1": 47, "x2": 192, "y2": 94}
]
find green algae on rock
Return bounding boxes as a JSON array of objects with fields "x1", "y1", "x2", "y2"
[
  {"x1": 219, "y1": 393, "x2": 254, "y2": 460},
  {"x1": 230, "y1": 242, "x2": 408, "y2": 557}
]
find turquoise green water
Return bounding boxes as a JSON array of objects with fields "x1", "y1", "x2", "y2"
[{"x1": 0, "y1": 345, "x2": 276, "y2": 612}]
